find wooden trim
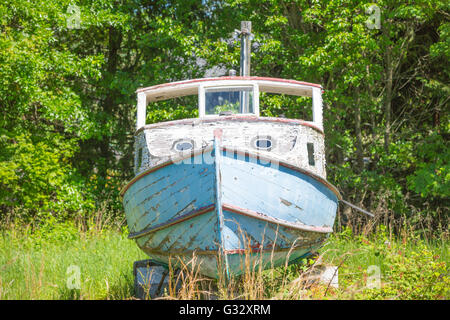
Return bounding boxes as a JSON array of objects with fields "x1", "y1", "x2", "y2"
[
  {"x1": 128, "y1": 204, "x2": 216, "y2": 239},
  {"x1": 127, "y1": 201, "x2": 331, "y2": 241},
  {"x1": 136, "y1": 76, "x2": 322, "y2": 94},
  {"x1": 136, "y1": 92, "x2": 146, "y2": 130},
  {"x1": 312, "y1": 87, "x2": 323, "y2": 132},
  {"x1": 223, "y1": 204, "x2": 333, "y2": 234},
  {"x1": 140, "y1": 243, "x2": 322, "y2": 256},
  {"x1": 121, "y1": 146, "x2": 341, "y2": 201},
  {"x1": 220, "y1": 147, "x2": 342, "y2": 200},
  {"x1": 253, "y1": 84, "x2": 260, "y2": 116},
  {"x1": 135, "y1": 77, "x2": 321, "y2": 107},
  {"x1": 198, "y1": 84, "x2": 205, "y2": 117},
  {"x1": 135, "y1": 115, "x2": 324, "y2": 135}
]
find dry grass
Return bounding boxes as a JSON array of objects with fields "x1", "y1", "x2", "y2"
[{"x1": 1, "y1": 218, "x2": 448, "y2": 300}]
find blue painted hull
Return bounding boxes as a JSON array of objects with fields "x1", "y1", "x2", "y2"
[{"x1": 122, "y1": 146, "x2": 339, "y2": 279}]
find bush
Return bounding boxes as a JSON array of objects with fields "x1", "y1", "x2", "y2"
[{"x1": 326, "y1": 226, "x2": 449, "y2": 300}]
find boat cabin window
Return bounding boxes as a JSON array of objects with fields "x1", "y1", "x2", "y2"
[
  {"x1": 137, "y1": 79, "x2": 323, "y2": 130},
  {"x1": 259, "y1": 93, "x2": 312, "y2": 120},
  {"x1": 204, "y1": 86, "x2": 254, "y2": 115}
]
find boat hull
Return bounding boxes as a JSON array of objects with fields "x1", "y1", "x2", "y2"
[{"x1": 122, "y1": 146, "x2": 339, "y2": 279}]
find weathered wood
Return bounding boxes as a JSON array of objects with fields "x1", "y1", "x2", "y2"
[
  {"x1": 312, "y1": 87, "x2": 323, "y2": 132},
  {"x1": 134, "y1": 117, "x2": 327, "y2": 179},
  {"x1": 136, "y1": 77, "x2": 321, "y2": 102},
  {"x1": 123, "y1": 51, "x2": 340, "y2": 279},
  {"x1": 122, "y1": 146, "x2": 339, "y2": 279},
  {"x1": 136, "y1": 92, "x2": 146, "y2": 130}
]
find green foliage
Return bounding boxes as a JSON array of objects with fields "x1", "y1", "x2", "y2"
[
  {"x1": 0, "y1": 134, "x2": 94, "y2": 221},
  {"x1": 0, "y1": 222, "x2": 448, "y2": 299},
  {"x1": 0, "y1": 0, "x2": 448, "y2": 230},
  {"x1": 260, "y1": 93, "x2": 312, "y2": 120},
  {"x1": 146, "y1": 96, "x2": 199, "y2": 124},
  {"x1": 0, "y1": 0, "x2": 102, "y2": 220},
  {"x1": 213, "y1": 102, "x2": 239, "y2": 114},
  {"x1": 407, "y1": 133, "x2": 450, "y2": 199},
  {"x1": 321, "y1": 226, "x2": 449, "y2": 300},
  {"x1": 0, "y1": 0, "x2": 207, "y2": 220},
  {"x1": 0, "y1": 223, "x2": 146, "y2": 299},
  {"x1": 365, "y1": 241, "x2": 449, "y2": 299}
]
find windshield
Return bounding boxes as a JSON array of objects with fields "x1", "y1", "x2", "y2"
[{"x1": 205, "y1": 86, "x2": 254, "y2": 115}]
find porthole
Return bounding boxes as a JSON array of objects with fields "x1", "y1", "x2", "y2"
[
  {"x1": 256, "y1": 139, "x2": 272, "y2": 149},
  {"x1": 252, "y1": 136, "x2": 273, "y2": 151},
  {"x1": 173, "y1": 139, "x2": 195, "y2": 152}
]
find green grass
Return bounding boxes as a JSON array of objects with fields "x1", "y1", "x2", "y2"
[
  {"x1": 0, "y1": 222, "x2": 146, "y2": 299},
  {"x1": 315, "y1": 227, "x2": 449, "y2": 299},
  {"x1": 0, "y1": 221, "x2": 448, "y2": 300}
]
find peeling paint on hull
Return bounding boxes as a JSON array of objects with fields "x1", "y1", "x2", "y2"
[{"x1": 122, "y1": 147, "x2": 339, "y2": 279}]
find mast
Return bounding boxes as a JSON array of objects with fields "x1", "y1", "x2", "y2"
[
  {"x1": 236, "y1": 21, "x2": 253, "y2": 113},
  {"x1": 240, "y1": 21, "x2": 252, "y2": 77}
]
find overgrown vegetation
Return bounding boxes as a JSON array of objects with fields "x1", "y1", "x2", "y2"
[
  {"x1": 0, "y1": 0, "x2": 448, "y2": 229},
  {"x1": 0, "y1": 219, "x2": 145, "y2": 299},
  {"x1": 0, "y1": 221, "x2": 447, "y2": 300},
  {"x1": 0, "y1": 0, "x2": 448, "y2": 300}
]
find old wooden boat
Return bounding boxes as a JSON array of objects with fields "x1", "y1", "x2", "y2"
[{"x1": 121, "y1": 22, "x2": 341, "y2": 279}]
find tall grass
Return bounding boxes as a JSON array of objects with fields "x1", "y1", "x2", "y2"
[
  {"x1": 0, "y1": 218, "x2": 448, "y2": 300},
  {"x1": 146, "y1": 224, "x2": 448, "y2": 300},
  {"x1": 0, "y1": 220, "x2": 146, "y2": 299}
]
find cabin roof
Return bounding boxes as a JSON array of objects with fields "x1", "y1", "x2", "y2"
[
  {"x1": 135, "y1": 115, "x2": 324, "y2": 135},
  {"x1": 136, "y1": 76, "x2": 322, "y2": 102}
]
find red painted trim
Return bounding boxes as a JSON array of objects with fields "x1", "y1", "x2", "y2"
[
  {"x1": 224, "y1": 246, "x2": 317, "y2": 255},
  {"x1": 223, "y1": 204, "x2": 333, "y2": 234},
  {"x1": 136, "y1": 115, "x2": 324, "y2": 135},
  {"x1": 128, "y1": 204, "x2": 216, "y2": 239},
  {"x1": 141, "y1": 245, "x2": 319, "y2": 256},
  {"x1": 128, "y1": 202, "x2": 332, "y2": 241},
  {"x1": 128, "y1": 201, "x2": 332, "y2": 240},
  {"x1": 136, "y1": 76, "x2": 322, "y2": 93}
]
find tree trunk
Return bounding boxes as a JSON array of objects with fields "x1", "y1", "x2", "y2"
[
  {"x1": 354, "y1": 88, "x2": 364, "y2": 173},
  {"x1": 384, "y1": 43, "x2": 393, "y2": 154},
  {"x1": 98, "y1": 27, "x2": 123, "y2": 183}
]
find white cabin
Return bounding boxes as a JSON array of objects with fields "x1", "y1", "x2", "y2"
[{"x1": 133, "y1": 76, "x2": 327, "y2": 179}]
